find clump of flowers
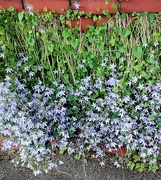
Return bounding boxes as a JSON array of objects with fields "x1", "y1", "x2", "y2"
[
  {"x1": 0, "y1": 10, "x2": 161, "y2": 174},
  {"x1": 1, "y1": 48, "x2": 161, "y2": 174},
  {"x1": 0, "y1": 57, "x2": 71, "y2": 174}
]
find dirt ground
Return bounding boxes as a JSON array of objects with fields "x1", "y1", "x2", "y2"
[{"x1": 0, "y1": 150, "x2": 161, "y2": 180}]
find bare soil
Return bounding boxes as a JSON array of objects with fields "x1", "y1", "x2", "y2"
[{"x1": 0, "y1": 150, "x2": 161, "y2": 180}]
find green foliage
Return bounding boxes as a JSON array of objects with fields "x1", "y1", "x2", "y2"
[
  {"x1": 0, "y1": 7, "x2": 161, "y2": 174},
  {"x1": 126, "y1": 151, "x2": 160, "y2": 173}
]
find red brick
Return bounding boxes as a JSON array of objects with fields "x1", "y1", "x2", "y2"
[
  {"x1": 120, "y1": 0, "x2": 161, "y2": 13},
  {"x1": 24, "y1": 0, "x2": 69, "y2": 14},
  {"x1": 71, "y1": 0, "x2": 118, "y2": 14},
  {"x1": 0, "y1": 0, "x2": 22, "y2": 12},
  {"x1": 66, "y1": 17, "x2": 94, "y2": 32},
  {"x1": 105, "y1": 147, "x2": 127, "y2": 156},
  {"x1": 95, "y1": 16, "x2": 116, "y2": 26}
]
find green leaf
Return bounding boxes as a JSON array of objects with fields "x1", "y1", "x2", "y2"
[
  {"x1": 147, "y1": 58, "x2": 155, "y2": 64},
  {"x1": 44, "y1": 62, "x2": 50, "y2": 69},
  {"x1": 109, "y1": 37, "x2": 115, "y2": 46},
  {"x1": 140, "y1": 71, "x2": 147, "y2": 77},
  {"x1": 60, "y1": 147, "x2": 67, "y2": 154},
  {"x1": 31, "y1": 66, "x2": 37, "y2": 72},
  {"x1": 67, "y1": 109, "x2": 73, "y2": 115},
  {"x1": 71, "y1": 39, "x2": 78, "y2": 49},
  {"x1": 103, "y1": 9, "x2": 109, "y2": 16},
  {"x1": 109, "y1": 21, "x2": 115, "y2": 28},
  {"x1": 67, "y1": 94, "x2": 74, "y2": 101},
  {"x1": 69, "y1": 130, "x2": 74, "y2": 137},
  {"x1": 0, "y1": 26, "x2": 5, "y2": 35},
  {"x1": 74, "y1": 107, "x2": 80, "y2": 114},
  {"x1": 132, "y1": 46, "x2": 143, "y2": 58},
  {"x1": 105, "y1": 0, "x2": 109, "y2": 4},
  {"x1": 75, "y1": 154, "x2": 81, "y2": 160},
  {"x1": 28, "y1": 58, "x2": 36, "y2": 66},
  {"x1": 18, "y1": 11, "x2": 24, "y2": 21},
  {"x1": 149, "y1": 114, "x2": 158, "y2": 120},
  {"x1": 112, "y1": 87, "x2": 119, "y2": 93},
  {"x1": 157, "y1": 122, "x2": 161, "y2": 129},
  {"x1": 43, "y1": 7, "x2": 48, "y2": 12},
  {"x1": 62, "y1": 29, "x2": 72, "y2": 39},
  {"x1": 127, "y1": 161, "x2": 135, "y2": 170},
  {"x1": 122, "y1": 27, "x2": 131, "y2": 37},
  {"x1": 48, "y1": 44, "x2": 54, "y2": 52},
  {"x1": 8, "y1": 6, "x2": 15, "y2": 12},
  {"x1": 63, "y1": 74, "x2": 70, "y2": 84},
  {"x1": 153, "y1": 65, "x2": 160, "y2": 71},
  {"x1": 119, "y1": 45, "x2": 127, "y2": 53},
  {"x1": 133, "y1": 64, "x2": 142, "y2": 72},
  {"x1": 67, "y1": 84, "x2": 73, "y2": 91},
  {"x1": 133, "y1": 155, "x2": 140, "y2": 162},
  {"x1": 76, "y1": 114, "x2": 81, "y2": 120},
  {"x1": 112, "y1": 3, "x2": 118, "y2": 10},
  {"x1": 144, "y1": 102, "x2": 149, "y2": 107},
  {"x1": 149, "y1": 164, "x2": 158, "y2": 173}
]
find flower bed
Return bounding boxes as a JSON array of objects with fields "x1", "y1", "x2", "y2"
[{"x1": 0, "y1": 7, "x2": 161, "y2": 175}]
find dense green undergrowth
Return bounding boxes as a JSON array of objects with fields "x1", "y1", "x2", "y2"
[{"x1": 0, "y1": 6, "x2": 161, "y2": 175}]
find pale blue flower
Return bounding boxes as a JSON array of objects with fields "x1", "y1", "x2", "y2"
[
  {"x1": 73, "y1": 2, "x2": 81, "y2": 9},
  {"x1": 153, "y1": 41, "x2": 159, "y2": 47},
  {"x1": 0, "y1": 53, "x2": 4, "y2": 58},
  {"x1": 26, "y1": 4, "x2": 33, "y2": 11},
  {"x1": 40, "y1": 29, "x2": 46, "y2": 34},
  {"x1": 142, "y1": 42, "x2": 148, "y2": 47},
  {"x1": 1, "y1": 45, "x2": 6, "y2": 50},
  {"x1": 29, "y1": 71, "x2": 35, "y2": 77},
  {"x1": 6, "y1": 67, "x2": 12, "y2": 73},
  {"x1": 110, "y1": 64, "x2": 116, "y2": 71},
  {"x1": 24, "y1": 66, "x2": 30, "y2": 72},
  {"x1": 138, "y1": 84, "x2": 144, "y2": 90}
]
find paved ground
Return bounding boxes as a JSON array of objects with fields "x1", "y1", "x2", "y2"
[{"x1": 0, "y1": 151, "x2": 161, "y2": 180}]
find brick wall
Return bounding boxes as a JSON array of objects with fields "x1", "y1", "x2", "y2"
[
  {"x1": 1, "y1": 0, "x2": 161, "y2": 13},
  {"x1": 0, "y1": 0, "x2": 161, "y2": 31}
]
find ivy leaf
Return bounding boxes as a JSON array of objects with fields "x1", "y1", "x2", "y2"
[
  {"x1": 67, "y1": 109, "x2": 73, "y2": 115},
  {"x1": 109, "y1": 37, "x2": 115, "y2": 46},
  {"x1": 75, "y1": 154, "x2": 81, "y2": 160},
  {"x1": 157, "y1": 122, "x2": 161, "y2": 129},
  {"x1": 105, "y1": 0, "x2": 109, "y2": 4},
  {"x1": 133, "y1": 64, "x2": 142, "y2": 72},
  {"x1": 119, "y1": 45, "x2": 127, "y2": 53},
  {"x1": 18, "y1": 11, "x2": 24, "y2": 21},
  {"x1": 132, "y1": 46, "x2": 143, "y2": 58},
  {"x1": 71, "y1": 39, "x2": 78, "y2": 49},
  {"x1": 62, "y1": 29, "x2": 72, "y2": 39},
  {"x1": 112, "y1": 3, "x2": 118, "y2": 10},
  {"x1": 103, "y1": 9, "x2": 109, "y2": 16},
  {"x1": 149, "y1": 114, "x2": 158, "y2": 120},
  {"x1": 63, "y1": 74, "x2": 70, "y2": 84},
  {"x1": 112, "y1": 87, "x2": 119, "y2": 93},
  {"x1": 122, "y1": 27, "x2": 131, "y2": 37},
  {"x1": 48, "y1": 44, "x2": 54, "y2": 52},
  {"x1": 31, "y1": 66, "x2": 37, "y2": 72},
  {"x1": 140, "y1": 71, "x2": 147, "y2": 77}
]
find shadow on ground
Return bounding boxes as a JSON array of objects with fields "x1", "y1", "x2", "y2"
[{"x1": 0, "y1": 151, "x2": 161, "y2": 180}]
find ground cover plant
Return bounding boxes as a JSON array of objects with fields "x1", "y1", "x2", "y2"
[{"x1": 0, "y1": 5, "x2": 161, "y2": 175}]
